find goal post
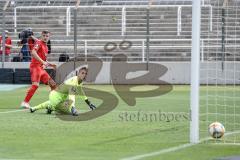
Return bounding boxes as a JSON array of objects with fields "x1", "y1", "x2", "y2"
[{"x1": 190, "y1": 0, "x2": 201, "y2": 144}]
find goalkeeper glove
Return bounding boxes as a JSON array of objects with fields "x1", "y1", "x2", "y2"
[
  {"x1": 71, "y1": 106, "x2": 79, "y2": 116},
  {"x1": 85, "y1": 99, "x2": 96, "y2": 110}
]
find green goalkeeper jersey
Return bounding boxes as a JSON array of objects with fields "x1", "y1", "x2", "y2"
[{"x1": 55, "y1": 76, "x2": 88, "y2": 107}]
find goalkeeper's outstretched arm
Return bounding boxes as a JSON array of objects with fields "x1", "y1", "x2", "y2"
[{"x1": 67, "y1": 66, "x2": 97, "y2": 111}]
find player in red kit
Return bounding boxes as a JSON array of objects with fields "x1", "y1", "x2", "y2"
[{"x1": 20, "y1": 30, "x2": 57, "y2": 109}]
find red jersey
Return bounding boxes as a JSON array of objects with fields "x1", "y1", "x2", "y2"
[
  {"x1": 0, "y1": 36, "x2": 12, "y2": 55},
  {"x1": 28, "y1": 38, "x2": 35, "y2": 51},
  {"x1": 31, "y1": 40, "x2": 48, "y2": 67}
]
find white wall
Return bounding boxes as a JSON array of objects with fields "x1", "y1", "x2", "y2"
[{"x1": 1, "y1": 62, "x2": 239, "y2": 84}]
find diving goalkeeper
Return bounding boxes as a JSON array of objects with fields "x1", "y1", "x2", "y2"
[{"x1": 29, "y1": 67, "x2": 96, "y2": 116}]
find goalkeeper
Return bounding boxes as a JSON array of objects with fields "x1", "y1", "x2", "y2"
[{"x1": 29, "y1": 67, "x2": 96, "y2": 116}]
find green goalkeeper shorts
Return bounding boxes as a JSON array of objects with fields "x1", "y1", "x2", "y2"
[{"x1": 49, "y1": 90, "x2": 73, "y2": 114}]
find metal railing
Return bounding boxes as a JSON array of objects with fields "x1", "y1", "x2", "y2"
[
  {"x1": 13, "y1": 5, "x2": 213, "y2": 36},
  {"x1": 2, "y1": 4, "x2": 230, "y2": 63}
]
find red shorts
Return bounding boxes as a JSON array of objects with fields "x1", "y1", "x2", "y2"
[{"x1": 30, "y1": 65, "x2": 50, "y2": 84}]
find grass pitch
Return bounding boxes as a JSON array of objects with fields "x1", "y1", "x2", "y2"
[{"x1": 0, "y1": 85, "x2": 239, "y2": 160}]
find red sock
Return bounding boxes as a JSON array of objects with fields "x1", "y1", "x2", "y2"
[{"x1": 24, "y1": 85, "x2": 38, "y2": 103}]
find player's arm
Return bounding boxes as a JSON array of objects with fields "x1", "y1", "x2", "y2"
[
  {"x1": 31, "y1": 49, "x2": 47, "y2": 65},
  {"x1": 65, "y1": 77, "x2": 78, "y2": 108},
  {"x1": 68, "y1": 88, "x2": 85, "y2": 116},
  {"x1": 68, "y1": 87, "x2": 76, "y2": 108},
  {"x1": 79, "y1": 87, "x2": 96, "y2": 110},
  {"x1": 66, "y1": 77, "x2": 96, "y2": 110},
  {"x1": 31, "y1": 45, "x2": 56, "y2": 69},
  {"x1": 85, "y1": 99, "x2": 96, "y2": 110}
]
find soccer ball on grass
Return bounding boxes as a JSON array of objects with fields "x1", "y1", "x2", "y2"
[{"x1": 208, "y1": 122, "x2": 225, "y2": 139}]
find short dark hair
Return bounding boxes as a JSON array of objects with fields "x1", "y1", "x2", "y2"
[
  {"x1": 79, "y1": 67, "x2": 88, "y2": 72},
  {"x1": 42, "y1": 30, "x2": 50, "y2": 34}
]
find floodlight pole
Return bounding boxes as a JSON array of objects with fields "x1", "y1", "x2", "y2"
[
  {"x1": 146, "y1": 0, "x2": 153, "y2": 70},
  {"x1": 221, "y1": 8, "x2": 225, "y2": 71},
  {"x1": 74, "y1": 8, "x2": 77, "y2": 71},
  {"x1": 74, "y1": 0, "x2": 80, "y2": 73},
  {"x1": 190, "y1": 0, "x2": 201, "y2": 144},
  {"x1": 146, "y1": 7, "x2": 150, "y2": 70}
]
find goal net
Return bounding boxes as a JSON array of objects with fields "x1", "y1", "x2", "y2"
[{"x1": 200, "y1": 0, "x2": 240, "y2": 144}]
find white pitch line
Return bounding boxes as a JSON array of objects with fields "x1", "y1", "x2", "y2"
[
  {"x1": 120, "y1": 131, "x2": 240, "y2": 160},
  {"x1": 0, "y1": 109, "x2": 27, "y2": 114},
  {"x1": 120, "y1": 143, "x2": 194, "y2": 160}
]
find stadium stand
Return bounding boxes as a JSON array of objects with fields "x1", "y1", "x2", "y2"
[{"x1": 0, "y1": 0, "x2": 239, "y2": 61}]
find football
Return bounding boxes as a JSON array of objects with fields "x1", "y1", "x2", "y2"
[{"x1": 208, "y1": 122, "x2": 225, "y2": 139}]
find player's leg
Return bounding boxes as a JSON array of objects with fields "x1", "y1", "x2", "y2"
[
  {"x1": 47, "y1": 90, "x2": 67, "y2": 114},
  {"x1": 20, "y1": 66, "x2": 41, "y2": 109},
  {"x1": 30, "y1": 100, "x2": 50, "y2": 113},
  {"x1": 30, "y1": 90, "x2": 65, "y2": 113},
  {"x1": 40, "y1": 70, "x2": 57, "y2": 90}
]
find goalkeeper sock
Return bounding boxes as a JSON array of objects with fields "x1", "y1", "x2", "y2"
[
  {"x1": 33, "y1": 101, "x2": 50, "y2": 110},
  {"x1": 24, "y1": 85, "x2": 38, "y2": 103}
]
